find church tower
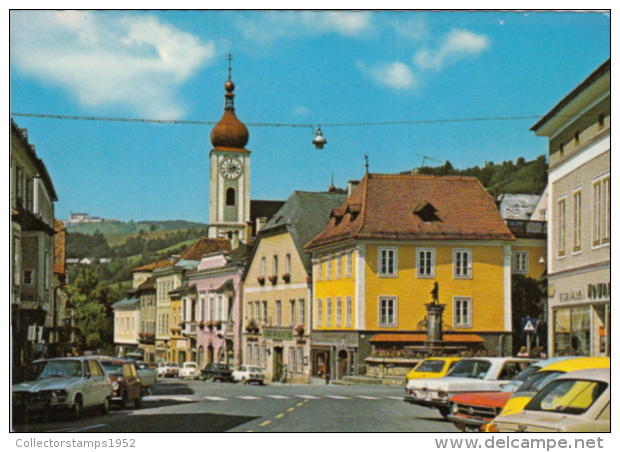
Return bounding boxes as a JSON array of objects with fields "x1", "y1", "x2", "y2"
[{"x1": 208, "y1": 58, "x2": 251, "y2": 243}]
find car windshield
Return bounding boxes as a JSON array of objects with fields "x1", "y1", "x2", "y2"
[
  {"x1": 525, "y1": 379, "x2": 608, "y2": 415},
  {"x1": 214, "y1": 364, "x2": 227, "y2": 370},
  {"x1": 168, "y1": 363, "x2": 179, "y2": 368},
  {"x1": 27, "y1": 360, "x2": 83, "y2": 380},
  {"x1": 514, "y1": 371, "x2": 564, "y2": 395},
  {"x1": 101, "y1": 362, "x2": 123, "y2": 376},
  {"x1": 248, "y1": 367, "x2": 262, "y2": 373},
  {"x1": 415, "y1": 360, "x2": 446, "y2": 373},
  {"x1": 185, "y1": 363, "x2": 197, "y2": 369},
  {"x1": 502, "y1": 365, "x2": 542, "y2": 392},
  {"x1": 447, "y1": 360, "x2": 491, "y2": 379}
]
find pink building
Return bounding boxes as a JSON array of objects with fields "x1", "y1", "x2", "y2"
[{"x1": 186, "y1": 246, "x2": 250, "y2": 369}]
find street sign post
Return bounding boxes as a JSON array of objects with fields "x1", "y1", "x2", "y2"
[{"x1": 521, "y1": 317, "x2": 539, "y2": 355}]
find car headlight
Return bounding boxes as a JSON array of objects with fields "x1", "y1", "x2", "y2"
[
  {"x1": 450, "y1": 402, "x2": 458, "y2": 414},
  {"x1": 52, "y1": 389, "x2": 68, "y2": 399},
  {"x1": 112, "y1": 382, "x2": 119, "y2": 391}
]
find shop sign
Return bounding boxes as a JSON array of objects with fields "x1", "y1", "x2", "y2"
[
  {"x1": 263, "y1": 329, "x2": 293, "y2": 341},
  {"x1": 558, "y1": 282, "x2": 610, "y2": 303}
]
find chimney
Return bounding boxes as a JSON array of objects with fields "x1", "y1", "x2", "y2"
[
  {"x1": 256, "y1": 217, "x2": 268, "y2": 233},
  {"x1": 347, "y1": 180, "x2": 359, "y2": 196}
]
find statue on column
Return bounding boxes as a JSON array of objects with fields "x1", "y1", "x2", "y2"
[{"x1": 430, "y1": 282, "x2": 439, "y2": 305}]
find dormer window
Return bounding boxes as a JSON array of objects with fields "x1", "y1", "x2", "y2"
[{"x1": 413, "y1": 202, "x2": 440, "y2": 222}]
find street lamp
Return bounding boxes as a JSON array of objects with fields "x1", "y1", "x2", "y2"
[{"x1": 312, "y1": 126, "x2": 327, "y2": 149}]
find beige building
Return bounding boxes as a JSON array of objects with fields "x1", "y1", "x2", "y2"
[
  {"x1": 242, "y1": 191, "x2": 347, "y2": 383},
  {"x1": 112, "y1": 296, "x2": 140, "y2": 356},
  {"x1": 531, "y1": 59, "x2": 610, "y2": 357}
]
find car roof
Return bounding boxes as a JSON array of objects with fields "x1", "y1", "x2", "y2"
[
  {"x1": 33, "y1": 356, "x2": 93, "y2": 363},
  {"x1": 555, "y1": 367, "x2": 610, "y2": 383},
  {"x1": 101, "y1": 358, "x2": 134, "y2": 364},
  {"x1": 541, "y1": 357, "x2": 610, "y2": 373},
  {"x1": 421, "y1": 357, "x2": 461, "y2": 362},
  {"x1": 458, "y1": 357, "x2": 537, "y2": 362}
]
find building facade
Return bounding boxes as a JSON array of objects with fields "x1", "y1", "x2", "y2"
[
  {"x1": 305, "y1": 174, "x2": 516, "y2": 378},
  {"x1": 242, "y1": 191, "x2": 347, "y2": 383},
  {"x1": 112, "y1": 296, "x2": 140, "y2": 356},
  {"x1": 11, "y1": 120, "x2": 59, "y2": 372},
  {"x1": 531, "y1": 59, "x2": 610, "y2": 358}
]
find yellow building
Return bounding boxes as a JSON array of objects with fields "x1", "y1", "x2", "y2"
[
  {"x1": 242, "y1": 191, "x2": 346, "y2": 383},
  {"x1": 305, "y1": 174, "x2": 516, "y2": 379}
]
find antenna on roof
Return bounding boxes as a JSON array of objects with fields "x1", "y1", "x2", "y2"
[
  {"x1": 364, "y1": 155, "x2": 369, "y2": 175},
  {"x1": 415, "y1": 153, "x2": 441, "y2": 168}
]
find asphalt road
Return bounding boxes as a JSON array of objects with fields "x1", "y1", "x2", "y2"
[{"x1": 12, "y1": 378, "x2": 460, "y2": 433}]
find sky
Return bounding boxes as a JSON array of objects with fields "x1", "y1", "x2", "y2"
[{"x1": 9, "y1": 9, "x2": 611, "y2": 223}]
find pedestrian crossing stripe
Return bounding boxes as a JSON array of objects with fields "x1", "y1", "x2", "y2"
[
  {"x1": 386, "y1": 396, "x2": 406, "y2": 400},
  {"x1": 204, "y1": 396, "x2": 227, "y2": 401},
  {"x1": 143, "y1": 396, "x2": 193, "y2": 402},
  {"x1": 356, "y1": 396, "x2": 381, "y2": 400},
  {"x1": 237, "y1": 396, "x2": 261, "y2": 400},
  {"x1": 295, "y1": 395, "x2": 321, "y2": 399},
  {"x1": 266, "y1": 395, "x2": 291, "y2": 399},
  {"x1": 326, "y1": 395, "x2": 351, "y2": 399}
]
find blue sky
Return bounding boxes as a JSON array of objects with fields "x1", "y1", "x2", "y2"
[{"x1": 10, "y1": 10, "x2": 610, "y2": 223}]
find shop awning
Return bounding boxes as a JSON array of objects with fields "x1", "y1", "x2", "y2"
[{"x1": 370, "y1": 333, "x2": 485, "y2": 343}]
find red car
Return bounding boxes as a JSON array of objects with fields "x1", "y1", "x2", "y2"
[
  {"x1": 448, "y1": 392, "x2": 512, "y2": 431},
  {"x1": 100, "y1": 359, "x2": 142, "y2": 409}
]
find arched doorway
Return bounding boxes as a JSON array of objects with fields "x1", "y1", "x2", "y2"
[
  {"x1": 337, "y1": 349, "x2": 349, "y2": 380},
  {"x1": 273, "y1": 347, "x2": 284, "y2": 382},
  {"x1": 207, "y1": 345, "x2": 214, "y2": 364},
  {"x1": 197, "y1": 346, "x2": 204, "y2": 368}
]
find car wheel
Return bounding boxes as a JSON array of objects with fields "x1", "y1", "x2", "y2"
[
  {"x1": 438, "y1": 407, "x2": 450, "y2": 419},
  {"x1": 100, "y1": 397, "x2": 110, "y2": 415},
  {"x1": 72, "y1": 395, "x2": 83, "y2": 420}
]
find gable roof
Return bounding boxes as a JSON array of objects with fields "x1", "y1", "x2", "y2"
[
  {"x1": 180, "y1": 237, "x2": 231, "y2": 261},
  {"x1": 305, "y1": 173, "x2": 514, "y2": 249},
  {"x1": 260, "y1": 191, "x2": 347, "y2": 272}
]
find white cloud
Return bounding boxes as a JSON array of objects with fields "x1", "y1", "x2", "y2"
[
  {"x1": 358, "y1": 61, "x2": 417, "y2": 90},
  {"x1": 10, "y1": 11, "x2": 215, "y2": 118},
  {"x1": 293, "y1": 105, "x2": 310, "y2": 116},
  {"x1": 414, "y1": 28, "x2": 490, "y2": 71},
  {"x1": 234, "y1": 11, "x2": 371, "y2": 42}
]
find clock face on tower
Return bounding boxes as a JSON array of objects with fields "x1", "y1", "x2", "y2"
[{"x1": 220, "y1": 157, "x2": 243, "y2": 180}]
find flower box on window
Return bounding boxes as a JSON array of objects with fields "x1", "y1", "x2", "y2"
[
  {"x1": 268, "y1": 275, "x2": 278, "y2": 285},
  {"x1": 282, "y1": 273, "x2": 291, "y2": 283},
  {"x1": 294, "y1": 324, "x2": 304, "y2": 336},
  {"x1": 257, "y1": 276, "x2": 265, "y2": 285}
]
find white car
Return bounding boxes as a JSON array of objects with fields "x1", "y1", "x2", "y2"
[
  {"x1": 179, "y1": 362, "x2": 199, "y2": 379},
  {"x1": 13, "y1": 357, "x2": 113, "y2": 420},
  {"x1": 404, "y1": 357, "x2": 537, "y2": 418},
  {"x1": 157, "y1": 362, "x2": 180, "y2": 378},
  {"x1": 232, "y1": 365, "x2": 265, "y2": 385}
]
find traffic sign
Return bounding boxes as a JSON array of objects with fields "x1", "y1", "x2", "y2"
[{"x1": 521, "y1": 317, "x2": 538, "y2": 333}]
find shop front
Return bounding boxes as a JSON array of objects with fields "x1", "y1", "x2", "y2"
[
  {"x1": 310, "y1": 331, "x2": 362, "y2": 380},
  {"x1": 549, "y1": 266, "x2": 610, "y2": 357}
]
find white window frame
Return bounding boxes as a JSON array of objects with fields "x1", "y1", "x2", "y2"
[
  {"x1": 290, "y1": 299, "x2": 296, "y2": 326},
  {"x1": 336, "y1": 252, "x2": 343, "y2": 279},
  {"x1": 454, "y1": 297, "x2": 472, "y2": 328},
  {"x1": 326, "y1": 297, "x2": 332, "y2": 327},
  {"x1": 316, "y1": 298, "x2": 323, "y2": 327},
  {"x1": 315, "y1": 257, "x2": 323, "y2": 281},
  {"x1": 345, "y1": 296, "x2": 353, "y2": 328},
  {"x1": 513, "y1": 251, "x2": 529, "y2": 274},
  {"x1": 326, "y1": 255, "x2": 333, "y2": 280},
  {"x1": 275, "y1": 300, "x2": 282, "y2": 326},
  {"x1": 453, "y1": 249, "x2": 472, "y2": 279},
  {"x1": 335, "y1": 297, "x2": 343, "y2": 327},
  {"x1": 285, "y1": 253, "x2": 291, "y2": 275},
  {"x1": 378, "y1": 247, "x2": 398, "y2": 277},
  {"x1": 298, "y1": 299, "x2": 305, "y2": 327},
  {"x1": 345, "y1": 250, "x2": 353, "y2": 278},
  {"x1": 297, "y1": 347, "x2": 303, "y2": 372},
  {"x1": 416, "y1": 248, "x2": 435, "y2": 278},
  {"x1": 558, "y1": 196, "x2": 567, "y2": 256},
  {"x1": 262, "y1": 301, "x2": 268, "y2": 325},
  {"x1": 289, "y1": 348, "x2": 296, "y2": 373},
  {"x1": 260, "y1": 257, "x2": 266, "y2": 277},
  {"x1": 378, "y1": 296, "x2": 398, "y2": 327},
  {"x1": 573, "y1": 189, "x2": 582, "y2": 253},
  {"x1": 273, "y1": 255, "x2": 279, "y2": 275}
]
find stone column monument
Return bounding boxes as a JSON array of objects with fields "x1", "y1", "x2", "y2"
[{"x1": 426, "y1": 282, "x2": 445, "y2": 347}]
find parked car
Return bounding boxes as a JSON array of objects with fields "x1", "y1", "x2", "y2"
[
  {"x1": 404, "y1": 357, "x2": 537, "y2": 418},
  {"x1": 157, "y1": 362, "x2": 180, "y2": 378},
  {"x1": 405, "y1": 357, "x2": 461, "y2": 383},
  {"x1": 179, "y1": 362, "x2": 199, "y2": 379},
  {"x1": 12, "y1": 357, "x2": 112, "y2": 420},
  {"x1": 487, "y1": 368, "x2": 610, "y2": 432},
  {"x1": 232, "y1": 365, "x2": 265, "y2": 384},
  {"x1": 494, "y1": 356, "x2": 610, "y2": 418},
  {"x1": 199, "y1": 363, "x2": 234, "y2": 382},
  {"x1": 446, "y1": 357, "x2": 572, "y2": 432},
  {"x1": 100, "y1": 359, "x2": 142, "y2": 409},
  {"x1": 134, "y1": 361, "x2": 157, "y2": 391}
]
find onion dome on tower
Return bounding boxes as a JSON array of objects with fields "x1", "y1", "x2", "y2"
[{"x1": 210, "y1": 69, "x2": 250, "y2": 152}]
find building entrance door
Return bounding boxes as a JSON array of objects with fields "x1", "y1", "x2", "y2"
[
  {"x1": 337, "y1": 349, "x2": 348, "y2": 380},
  {"x1": 273, "y1": 347, "x2": 283, "y2": 382},
  {"x1": 207, "y1": 345, "x2": 214, "y2": 364}
]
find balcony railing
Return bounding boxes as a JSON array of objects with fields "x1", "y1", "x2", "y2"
[{"x1": 505, "y1": 220, "x2": 547, "y2": 237}]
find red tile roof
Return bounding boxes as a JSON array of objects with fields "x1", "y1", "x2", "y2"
[
  {"x1": 305, "y1": 174, "x2": 514, "y2": 249},
  {"x1": 180, "y1": 237, "x2": 231, "y2": 261},
  {"x1": 132, "y1": 258, "x2": 175, "y2": 272}
]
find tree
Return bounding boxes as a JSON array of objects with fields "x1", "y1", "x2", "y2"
[
  {"x1": 67, "y1": 267, "x2": 124, "y2": 352},
  {"x1": 511, "y1": 274, "x2": 547, "y2": 355}
]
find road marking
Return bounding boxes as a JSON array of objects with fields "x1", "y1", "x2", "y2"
[
  {"x1": 237, "y1": 396, "x2": 261, "y2": 400},
  {"x1": 204, "y1": 396, "x2": 227, "y2": 401},
  {"x1": 296, "y1": 402, "x2": 304, "y2": 406},
  {"x1": 46, "y1": 423, "x2": 107, "y2": 433},
  {"x1": 259, "y1": 421, "x2": 271, "y2": 427},
  {"x1": 266, "y1": 395, "x2": 291, "y2": 399},
  {"x1": 275, "y1": 414, "x2": 284, "y2": 419},
  {"x1": 386, "y1": 396, "x2": 406, "y2": 400},
  {"x1": 356, "y1": 396, "x2": 381, "y2": 400},
  {"x1": 326, "y1": 395, "x2": 351, "y2": 399},
  {"x1": 287, "y1": 408, "x2": 295, "y2": 412},
  {"x1": 295, "y1": 395, "x2": 320, "y2": 399},
  {"x1": 143, "y1": 395, "x2": 193, "y2": 402}
]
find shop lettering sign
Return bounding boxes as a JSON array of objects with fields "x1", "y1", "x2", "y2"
[{"x1": 558, "y1": 282, "x2": 610, "y2": 302}]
